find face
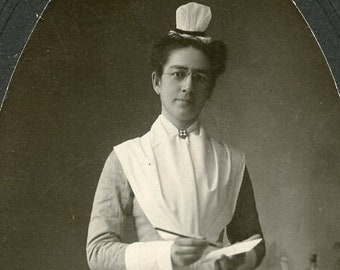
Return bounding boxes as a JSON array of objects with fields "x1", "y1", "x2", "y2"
[{"x1": 152, "y1": 46, "x2": 212, "y2": 129}]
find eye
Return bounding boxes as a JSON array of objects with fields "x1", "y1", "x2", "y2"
[
  {"x1": 171, "y1": 71, "x2": 186, "y2": 79},
  {"x1": 193, "y1": 73, "x2": 208, "y2": 84}
]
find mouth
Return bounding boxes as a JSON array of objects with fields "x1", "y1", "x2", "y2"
[{"x1": 175, "y1": 98, "x2": 194, "y2": 105}]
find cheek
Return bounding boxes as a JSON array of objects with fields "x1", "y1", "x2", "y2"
[
  {"x1": 161, "y1": 85, "x2": 178, "y2": 99},
  {"x1": 160, "y1": 90, "x2": 175, "y2": 105},
  {"x1": 197, "y1": 89, "x2": 211, "y2": 102}
]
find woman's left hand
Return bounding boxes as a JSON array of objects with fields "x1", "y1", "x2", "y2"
[{"x1": 214, "y1": 253, "x2": 245, "y2": 270}]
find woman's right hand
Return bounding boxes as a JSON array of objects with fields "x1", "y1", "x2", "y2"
[{"x1": 171, "y1": 237, "x2": 209, "y2": 267}]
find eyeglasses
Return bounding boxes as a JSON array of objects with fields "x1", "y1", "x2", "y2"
[{"x1": 163, "y1": 70, "x2": 211, "y2": 85}]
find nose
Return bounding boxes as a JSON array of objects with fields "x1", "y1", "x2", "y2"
[{"x1": 181, "y1": 73, "x2": 194, "y2": 94}]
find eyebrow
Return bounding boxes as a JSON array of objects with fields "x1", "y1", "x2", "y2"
[{"x1": 168, "y1": 65, "x2": 210, "y2": 74}]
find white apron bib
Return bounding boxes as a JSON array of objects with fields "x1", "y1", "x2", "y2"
[{"x1": 114, "y1": 115, "x2": 245, "y2": 243}]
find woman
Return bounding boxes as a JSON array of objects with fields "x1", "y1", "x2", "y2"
[{"x1": 87, "y1": 2, "x2": 265, "y2": 270}]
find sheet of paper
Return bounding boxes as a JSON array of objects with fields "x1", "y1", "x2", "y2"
[{"x1": 204, "y1": 239, "x2": 262, "y2": 260}]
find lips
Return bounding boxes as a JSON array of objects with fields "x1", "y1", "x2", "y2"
[{"x1": 176, "y1": 98, "x2": 194, "y2": 104}]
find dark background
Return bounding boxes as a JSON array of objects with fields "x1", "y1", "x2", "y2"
[{"x1": 1, "y1": 1, "x2": 340, "y2": 270}]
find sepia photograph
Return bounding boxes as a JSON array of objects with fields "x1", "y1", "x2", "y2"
[{"x1": 1, "y1": 1, "x2": 339, "y2": 269}]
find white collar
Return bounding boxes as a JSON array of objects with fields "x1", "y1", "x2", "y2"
[{"x1": 159, "y1": 114, "x2": 200, "y2": 138}]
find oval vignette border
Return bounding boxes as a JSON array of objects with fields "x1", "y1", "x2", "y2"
[{"x1": 1, "y1": 0, "x2": 340, "y2": 108}]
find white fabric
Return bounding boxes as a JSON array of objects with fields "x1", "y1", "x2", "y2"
[
  {"x1": 125, "y1": 241, "x2": 173, "y2": 270},
  {"x1": 114, "y1": 115, "x2": 245, "y2": 243},
  {"x1": 124, "y1": 240, "x2": 218, "y2": 270},
  {"x1": 176, "y1": 2, "x2": 211, "y2": 32}
]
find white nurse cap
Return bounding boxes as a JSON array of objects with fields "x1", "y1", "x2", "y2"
[{"x1": 168, "y1": 2, "x2": 212, "y2": 43}]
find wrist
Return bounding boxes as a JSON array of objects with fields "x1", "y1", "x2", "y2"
[{"x1": 125, "y1": 240, "x2": 174, "y2": 270}]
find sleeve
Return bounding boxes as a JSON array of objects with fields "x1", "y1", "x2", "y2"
[
  {"x1": 86, "y1": 150, "x2": 173, "y2": 270},
  {"x1": 226, "y1": 167, "x2": 266, "y2": 268},
  {"x1": 86, "y1": 150, "x2": 133, "y2": 270}
]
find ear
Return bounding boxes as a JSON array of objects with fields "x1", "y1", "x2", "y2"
[{"x1": 152, "y1": 71, "x2": 161, "y2": 95}]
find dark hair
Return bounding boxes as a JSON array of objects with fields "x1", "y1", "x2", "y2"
[{"x1": 149, "y1": 34, "x2": 227, "y2": 89}]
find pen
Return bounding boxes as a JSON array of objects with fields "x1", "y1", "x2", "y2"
[{"x1": 155, "y1": 227, "x2": 219, "y2": 247}]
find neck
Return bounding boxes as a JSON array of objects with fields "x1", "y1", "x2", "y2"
[{"x1": 161, "y1": 111, "x2": 197, "y2": 130}]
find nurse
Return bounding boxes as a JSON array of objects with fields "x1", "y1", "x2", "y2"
[{"x1": 87, "y1": 2, "x2": 265, "y2": 270}]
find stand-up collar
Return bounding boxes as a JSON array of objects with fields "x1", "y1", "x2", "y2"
[{"x1": 158, "y1": 114, "x2": 200, "y2": 138}]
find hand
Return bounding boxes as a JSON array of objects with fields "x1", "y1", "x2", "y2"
[
  {"x1": 171, "y1": 237, "x2": 209, "y2": 267},
  {"x1": 214, "y1": 253, "x2": 246, "y2": 270},
  {"x1": 214, "y1": 234, "x2": 261, "y2": 269}
]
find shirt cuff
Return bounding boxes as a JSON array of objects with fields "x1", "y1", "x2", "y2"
[{"x1": 125, "y1": 241, "x2": 173, "y2": 270}]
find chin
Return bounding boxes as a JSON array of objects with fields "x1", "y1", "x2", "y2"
[{"x1": 177, "y1": 112, "x2": 199, "y2": 122}]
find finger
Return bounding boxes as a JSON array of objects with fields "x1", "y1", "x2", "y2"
[
  {"x1": 214, "y1": 260, "x2": 221, "y2": 270},
  {"x1": 172, "y1": 253, "x2": 202, "y2": 266},
  {"x1": 216, "y1": 256, "x2": 238, "y2": 270},
  {"x1": 173, "y1": 245, "x2": 203, "y2": 255},
  {"x1": 179, "y1": 254, "x2": 202, "y2": 265},
  {"x1": 174, "y1": 237, "x2": 209, "y2": 247},
  {"x1": 217, "y1": 257, "x2": 228, "y2": 270},
  {"x1": 215, "y1": 258, "x2": 233, "y2": 270},
  {"x1": 230, "y1": 253, "x2": 246, "y2": 265}
]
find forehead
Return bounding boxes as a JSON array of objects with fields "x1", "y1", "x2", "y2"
[{"x1": 164, "y1": 46, "x2": 210, "y2": 71}]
